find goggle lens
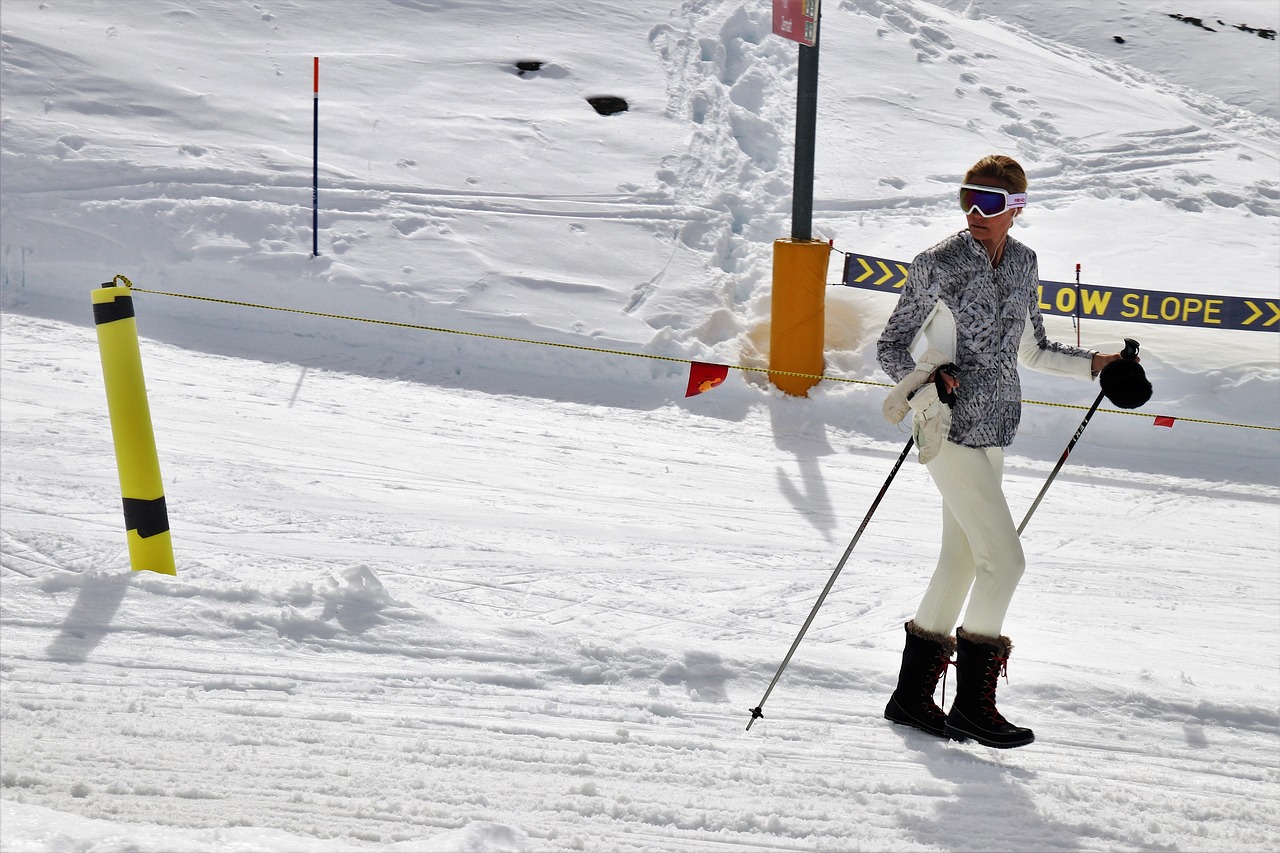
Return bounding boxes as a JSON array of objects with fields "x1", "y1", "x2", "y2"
[
  {"x1": 960, "y1": 188, "x2": 1007, "y2": 215},
  {"x1": 959, "y1": 184, "x2": 1027, "y2": 217}
]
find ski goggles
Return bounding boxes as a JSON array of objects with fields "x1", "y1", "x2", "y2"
[{"x1": 959, "y1": 184, "x2": 1027, "y2": 217}]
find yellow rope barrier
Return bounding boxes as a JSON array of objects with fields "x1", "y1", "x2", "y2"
[
  {"x1": 126, "y1": 285, "x2": 1280, "y2": 433},
  {"x1": 128, "y1": 286, "x2": 888, "y2": 387}
]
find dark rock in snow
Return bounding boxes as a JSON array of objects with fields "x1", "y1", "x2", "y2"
[{"x1": 587, "y1": 96, "x2": 628, "y2": 116}]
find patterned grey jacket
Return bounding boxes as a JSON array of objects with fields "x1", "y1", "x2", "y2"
[{"x1": 877, "y1": 231, "x2": 1094, "y2": 449}]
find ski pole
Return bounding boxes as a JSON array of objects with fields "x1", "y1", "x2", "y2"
[
  {"x1": 1017, "y1": 338, "x2": 1140, "y2": 535},
  {"x1": 747, "y1": 434, "x2": 916, "y2": 731}
]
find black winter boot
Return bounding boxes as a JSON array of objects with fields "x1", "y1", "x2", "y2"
[
  {"x1": 944, "y1": 627, "x2": 1035, "y2": 748},
  {"x1": 884, "y1": 621, "x2": 956, "y2": 737}
]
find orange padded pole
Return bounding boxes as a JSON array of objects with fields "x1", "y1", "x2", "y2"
[{"x1": 769, "y1": 238, "x2": 831, "y2": 396}]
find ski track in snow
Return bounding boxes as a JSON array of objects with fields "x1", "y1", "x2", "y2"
[
  {"x1": 3, "y1": 314, "x2": 1278, "y2": 852},
  {"x1": 2, "y1": 0, "x2": 1279, "y2": 850}
]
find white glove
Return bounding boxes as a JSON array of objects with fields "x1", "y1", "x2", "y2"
[
  {"x1": 907, "y1": 381, "x2": 952, "y2": 464},
  {"x1": 882, "y1": 347, "x2": 952, "y2": 425}
]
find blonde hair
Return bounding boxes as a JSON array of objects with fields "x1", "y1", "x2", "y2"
[{"x1": 965, "y1": 155, "x2": 1027, "y2": 194}]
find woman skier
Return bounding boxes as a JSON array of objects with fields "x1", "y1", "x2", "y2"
[{"x1": 876, "y1": 154, "x2": 1126, "y2": 748}]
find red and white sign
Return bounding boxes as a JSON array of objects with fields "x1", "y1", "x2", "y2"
[{"x1": 773, "y1": 0, "x2": 820, "y2": 47}]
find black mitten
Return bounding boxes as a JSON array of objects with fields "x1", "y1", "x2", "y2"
[{"x1": 1100, "y1": 339, "x2": 1151, "y2": 409}]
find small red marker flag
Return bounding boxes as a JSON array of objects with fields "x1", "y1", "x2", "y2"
[
  {"x1": 686, "y1": 362, "x2": 729, "y2": 397},
  {"x1": 1153, "y1": 415, "x2": 1176, "y2": 428}
]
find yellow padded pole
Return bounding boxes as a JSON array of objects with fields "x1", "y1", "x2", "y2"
[
  {"x1": 92, "y1": 277, "x2": 176, "y2": 575},
  {"x1": 769, "y1": 238, "x2": 831, "y2": 396}
]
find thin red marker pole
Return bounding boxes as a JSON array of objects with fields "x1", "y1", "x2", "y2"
[
  {"x1": 1074, "y1": 262, "x2": 1082, "y2": 346},
  {"x1": 312, "y1": 57, "x2": 319, "y2": 257}
]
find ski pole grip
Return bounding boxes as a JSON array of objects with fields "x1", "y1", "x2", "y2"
[{"x1": 1122, "y1": 338, "x2": 1140, "y2": 360}]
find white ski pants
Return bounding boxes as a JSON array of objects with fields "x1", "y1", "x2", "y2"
[{"x1": 912, "y1": 441, "x2": 1025, "y2": 638}]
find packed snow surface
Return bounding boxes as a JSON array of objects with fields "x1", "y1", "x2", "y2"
[{"x1": 2, "y1": 0, "x2": 1278, "y2": 851}]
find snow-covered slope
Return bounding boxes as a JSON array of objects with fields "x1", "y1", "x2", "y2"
[
  {"x1": 2, "y1": 1, "x2": 1278, "y2": 850},
  {"x1": 927, "y1": 0, "x2": 1280, "y2": 121},
  {"x1": 3, "y1": 0, "x2": 1277, "y2": 473}
]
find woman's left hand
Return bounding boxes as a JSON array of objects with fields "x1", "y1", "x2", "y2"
[{"x1": 1091, "y1": 351, "x2": 1135, "y2": 374}]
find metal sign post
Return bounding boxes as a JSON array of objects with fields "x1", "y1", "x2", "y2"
[
  {"x1": 768, "y1": 1, "x2": 828, "y2": 397},
  {"x1": 773, "y1": 0, "x2": 821, "y2": 240}
]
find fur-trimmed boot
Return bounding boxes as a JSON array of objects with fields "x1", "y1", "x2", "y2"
[
  {"x1": 944, "y1": 627, "x2": 1035, "y2": 748},
  {"x1": 884, "y1": 621, "x2": 956, "y2": 737}
]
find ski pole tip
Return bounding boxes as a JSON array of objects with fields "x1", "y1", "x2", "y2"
[{"x1": 746, "y1": 706, "x2": 763, "y2": 731}]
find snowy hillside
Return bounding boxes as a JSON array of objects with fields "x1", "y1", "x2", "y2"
[{"x1": 2, "y1": 0, "x2": 1278, "y2": 851}]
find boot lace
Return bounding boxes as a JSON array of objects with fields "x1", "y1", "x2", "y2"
[
  {"x1": 981, "y1": 655, "x2": 1010, "y2": 724},
  {"x1": 928, "y1": 654, "x2": 954, "y2": 709}
]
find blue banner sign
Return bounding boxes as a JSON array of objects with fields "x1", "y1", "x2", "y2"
[{"x1": 840, "y1": 251, "x2": 1279, "y2": 332}]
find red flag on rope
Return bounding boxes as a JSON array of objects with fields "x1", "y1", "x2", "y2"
[
  {"x1": 1153, "y1": 415, "x2": 1176, "y2": 428},
  {"x1": 686, "y1": 362, "x2": 729, "y2": 397}
]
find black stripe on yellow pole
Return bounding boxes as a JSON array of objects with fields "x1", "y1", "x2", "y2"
[{"x1": 92, "y1": 275, "x2": 176, "y2": 575}]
